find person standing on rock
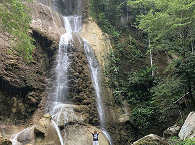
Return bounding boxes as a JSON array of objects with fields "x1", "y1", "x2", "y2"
[{"x1": 88, "y1": 128, "x2": 101, "y2": 145}]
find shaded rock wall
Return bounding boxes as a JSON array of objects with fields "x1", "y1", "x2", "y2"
[
  {"x1": 0, "y1": 32, "x2": 49, "y2": 122},
  {"x1": 67, "y1": 35, "x2": 98, "y2": 125}
]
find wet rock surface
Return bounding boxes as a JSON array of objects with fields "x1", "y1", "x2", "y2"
[
  {"x1": 34, "y1": 116, "x2": 61, "y2": 145},
  {"x1": 62, "y1": 125, "x2": 109, "y2": 145},
  {"x1": 67, "y1": 35, "x2": 99, "y2": 125}
]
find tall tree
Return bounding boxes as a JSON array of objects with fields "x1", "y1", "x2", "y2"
[{"x1": 128, "y1": 0, "x2": 195, "y2": 100}]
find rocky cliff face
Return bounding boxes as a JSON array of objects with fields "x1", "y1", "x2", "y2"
[
  {"x1": 0, "y1": 2, "x2": 64, "y2": 124},
  {"x1": 0, "y1": 1, "x2": 102, "y2": 144},
  {"x1": 66, "y1": 35, "x2": 99, "y2": 125}
]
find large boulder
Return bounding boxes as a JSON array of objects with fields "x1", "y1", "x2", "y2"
[
  {"x1": 51, "y1": 104, "x2": 88, "y2": 127},
  {"x1": 132, "y1": 134, "x2": 169, "y2": 145},
  {"x1": 10, "y1": 127, "x2": 35, "y2": 145},
  {"x1": 179, "y1": 112, "x2": 195, "y2": 140},
  {"x1": 28, "y1": 1, "x2": 65, "y2": 46},
  {"x1": 35, "y1": 115, "x2": 51, "y2": 136},
  {"x1": 62, "y1": 125, "x2": 110, "y2": 145},
  {"x1": 33, "y1": 116, "x2": 61, "y2": 145}
]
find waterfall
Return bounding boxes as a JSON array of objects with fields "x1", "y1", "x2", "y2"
[
  {"x1": 83, "y1": 40, "x2": 113, "y2": 145},
  {"x1": 50, "y1": 15, "x2": 112, "y2": 144},
  {"x1": 48, "y1": 15, "x2": 82, "y2": 145},
  {"x1": 83, "y1": 41, "x2": 105, "y2": 125},
  {"x1": 48, "y1": 7, "x2": 113, "y2": 143}
]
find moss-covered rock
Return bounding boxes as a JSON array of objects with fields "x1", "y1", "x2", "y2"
[{"x1": 132, "y1": 134, "x2": 169, "y2": 145}]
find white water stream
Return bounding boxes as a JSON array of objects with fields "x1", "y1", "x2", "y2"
[
  {"x1": 51, "y1": 120, "x2": 64, "y2": 145},
  {"x1": 83, "y1": 40, "x2": 113, "y2": 145}
]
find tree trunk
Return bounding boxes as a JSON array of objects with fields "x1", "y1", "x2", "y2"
[{"x1": 149, "y1": 39, "x2": 154, "y2": 76}]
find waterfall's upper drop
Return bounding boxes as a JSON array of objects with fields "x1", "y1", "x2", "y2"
[{"x1": 38, "y1": 0, "x2": 83, "y2": 16}]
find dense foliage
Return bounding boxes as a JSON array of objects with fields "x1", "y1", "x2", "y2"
[
  {"x1": 90, "y1": 0, "x2": 195, "y2": 137},
  {"x1": 169, "y1": 136, "x2": 195, "y2": 145},
  {"x1": 0, "y1": 0, "x2": 34, "y2": 61}
]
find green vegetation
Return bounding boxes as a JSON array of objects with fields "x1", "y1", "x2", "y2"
[
  {"x1": 169, "y1": 136, "x2": 195, "y2": 145},
  {"x1": 0, "y1": 0, "x2": 34, "y2": 61},
  {"x1": 131, "y1": 105, "x2": 157, "y2": 130},
  {"x1": 90, "y1": 0, "x2": 195, "y2": 137}
]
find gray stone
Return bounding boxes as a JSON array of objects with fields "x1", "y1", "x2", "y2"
[
  {"x1": 163, "y1": 124, "x2": 181, "y2": 138},
  {"x1": 179, "y1": 112, "x2": 195, "y2": 140}
]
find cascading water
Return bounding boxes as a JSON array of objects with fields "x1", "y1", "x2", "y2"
[
  {"x1": 83, "y1": 40, "x2": 113, "y2": 145},
  {"x1": 38, "y1": 0, "x2": 82, "y2": 16},
  {"x1": 83, "y1": 41, "x2": 105, "y2": 126},
  {"x1": 51, "y1": 120, "x2": 64, "y2": 145},
  {"x1": 47, "y1": 15, "x2": 82, "y2": 145},
  {"x1": 47, "y1": 5, "x2": 113, "y2": 143},
  {"x1": 50, "y1": 15, "x2": 112, "y2": 144}
]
